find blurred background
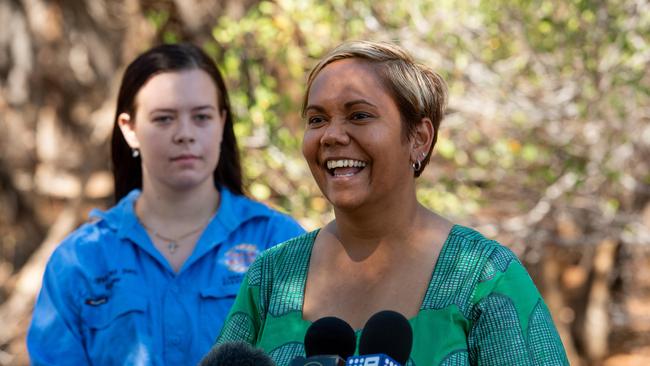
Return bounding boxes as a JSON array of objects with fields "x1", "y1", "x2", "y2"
[{"x1": 0, "y1": 0, "x2": 648, "y2": 365}]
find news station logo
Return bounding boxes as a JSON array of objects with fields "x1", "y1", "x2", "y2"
[{"x1": 346, "y1": 355, "x2": 400, "y2": 366}]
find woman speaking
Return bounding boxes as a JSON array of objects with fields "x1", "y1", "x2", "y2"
[{"x1": 217, "y1": 40, "x2": 569, "y2": 365}]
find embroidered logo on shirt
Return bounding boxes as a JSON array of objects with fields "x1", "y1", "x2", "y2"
[
  {"x1": 223, "y1": 243, "x2": 260, "y2": 273},
  {"x1": 93, "y1": 268, "x2": 138, "y2": 291},
  {"x1": 94, "y1": 270, "x2": 120, "y2": 290}
]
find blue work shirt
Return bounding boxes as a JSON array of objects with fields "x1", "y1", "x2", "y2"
[{"x1": 27, "y1": 188, "x2": 304, "y2": 366}]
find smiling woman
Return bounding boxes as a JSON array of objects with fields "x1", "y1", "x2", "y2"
[
  {"x1": 302, "y1": 58, "x2": 417, "y2": 212},
  {"x1": 216, "y1": 40, "x2": 569, "y2": 366},
  {"x1": 26, "y1": 43, "x2": 304, "y2": 365}
]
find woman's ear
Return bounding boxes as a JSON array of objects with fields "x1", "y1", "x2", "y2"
[
  {"x1": 117, "y1": 113, "x2": 140, "y2": 149},
  {"x1": 411, "y1": 117, "x2": 434, "y2": 161},
  {"x1": 220, "y1": 108, "x2": 228, "y2": 123}
]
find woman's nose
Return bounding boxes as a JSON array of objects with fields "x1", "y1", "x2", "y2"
[
  {"x1": 173, "y1": 117, "x2": 195, "y2": 144},
  {"x1": 320, "y1": 120, "x2": 350, "y2": 146}
]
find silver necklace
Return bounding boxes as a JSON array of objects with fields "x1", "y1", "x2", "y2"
[{"x1": 140, "y1": 220, "x2": 209, "y2": 254}]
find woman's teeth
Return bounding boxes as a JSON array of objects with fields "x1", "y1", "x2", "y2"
[
  {"x1": 326, "y1": 159, "x2": 367, "y2": 177},
  {"x1": 326, "y1": 159, "x2": 367, "y2": 169}
]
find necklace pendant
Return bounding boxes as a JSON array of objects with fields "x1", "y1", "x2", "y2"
[{"x1": 167, "y1": 241, "x2": 179, "y2": 254}]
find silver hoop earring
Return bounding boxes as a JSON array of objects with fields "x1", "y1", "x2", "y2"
[
  {"x1": 132, "y1": 148, "x2": 140, "y2": 158},
  {"x1": 412, "y1": 152, "x2": 426, "y2": 172},
  {"x1": 412, "y1": 159, "x2": 422, "y2": 172}
]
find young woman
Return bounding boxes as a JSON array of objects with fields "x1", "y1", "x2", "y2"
[
  {"x1": 216, "y1": 41, "x2": 569, "y2": 365},
  {"x1": 27, "y1": 43, "x2": 304, "y2": 365}
]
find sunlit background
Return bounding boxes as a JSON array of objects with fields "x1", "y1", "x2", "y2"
[{"x1": 0, "y1": 1, "x2": 649, "y2": 365}]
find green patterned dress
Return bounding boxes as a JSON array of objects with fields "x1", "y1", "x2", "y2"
[{"x1": 216, "y1": 225, "x2": 569, "y2": 365}]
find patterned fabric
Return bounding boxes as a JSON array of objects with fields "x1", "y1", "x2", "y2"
[
  {"x1": 528, "y1": 300, "x2": 570, "y2": 366},
  {"x1": 479, "y1": 245, "x2": 517, "y2": 283},
  {"x1": 267, "y1": 237, "x2": 311, "y2": 317},
  {"x1": 420, "y1": 230, "x2": 495, "y2": 318},
  {"x1": 217, "y1": 225, "x2": 569, "y2": 365},
  {"x1": 218, "y1": 312, "x2": 256, "y2": 344},
  {"x1": 268, "y1": 342, "x2": 304, "y2": 365},
  {"x1": 468, "y1": 294, "x2": 529, "y2": 364},
  {"x1": 440, "y1": 350, "x2": 470, "y2": 366}
]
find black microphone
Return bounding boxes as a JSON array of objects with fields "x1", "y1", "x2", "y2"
[
  {"x1": 289, "y1": 316, "x2": 356, "y2": 366},
  {"x1": 199, "y1": 341, "x2": 275, "y2": 366},
  {"x1": 346, "y1": 310, "x2": 413, "y2": 366}
]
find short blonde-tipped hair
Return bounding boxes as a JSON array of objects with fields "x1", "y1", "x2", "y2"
[{"x1": 302, "y1": 40, "x2": 448, "y2": 177}]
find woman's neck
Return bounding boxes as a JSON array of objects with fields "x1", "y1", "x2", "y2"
[
  {"x1": 330, "y1": 192, "x2": 425, "y2": 258},
  {"x1": 136, "y1": 181, "x2": 220, "y2": 226}
]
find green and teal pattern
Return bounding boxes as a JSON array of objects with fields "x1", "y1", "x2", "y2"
[
  {"x1": 268, "y1": 342, "x2": 304, "y2": 365},
  {"x1": 216, "y1": 225, "x2": 569, "y2": 365},
  {"x1": 218, "y1": 311, "x2": 256, "y2": 344}
]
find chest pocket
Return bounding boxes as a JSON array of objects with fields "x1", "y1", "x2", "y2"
[
  {"x1": 81, "y1": 292, "x2": 148, "y2": 330},
  {"x1": 80, "y1": 293, "x2": 151, "y2": 365}
]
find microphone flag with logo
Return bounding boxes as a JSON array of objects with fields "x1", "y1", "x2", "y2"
[{"x1": 345, "y1": 310, "x2": 413, "y2": 366}]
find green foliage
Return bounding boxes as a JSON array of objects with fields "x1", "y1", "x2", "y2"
[
  {"x1": 204, "y1": 0, "x2": 648, "y2": 231},
  {"x1": 146, "y1": 9, "x2": 169, "y2": 30}
]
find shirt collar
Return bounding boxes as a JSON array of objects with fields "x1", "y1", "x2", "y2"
[
  {"x1": 89, "y1": 189, "x2": 152, "y2": 249},
  {"x1": 213, "y1": 187, "x2": 265, "y2": 232},
  {"x1": 89, "y1": 189, "x2": 140, "y2": 233},
  {"x1": 191, "y1": 187, "x2": 269, "y2": 257},
  {"x1": 88, "y1": 187, "x2": 270, "y2": 262}
]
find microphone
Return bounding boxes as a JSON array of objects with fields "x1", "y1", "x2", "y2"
[
  {"x1": 199, "y1": 341, "x2": 275, "y2": 366},
  {"x1": 289, "y1": 316, "x2": 356, "y2": 366},
  {"x1": 346, "y1": 310, "x2": 413, "y2": 366}
]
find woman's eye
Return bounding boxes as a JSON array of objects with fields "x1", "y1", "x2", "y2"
[
  {"x1": 152, "y1": 115, "x2": 173, "y2": 123},
  {"x1": 351, "y1": 112, "x2": 371, "y2": 120},
  {"x1": 308, "y1": 116, "x2": 325, "y2": 125},
  {"x1": 195, "y1": 113, "x2": 212, "y2": 122}
]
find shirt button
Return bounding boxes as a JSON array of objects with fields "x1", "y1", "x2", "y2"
[
  {"x1": 170, "y1": 335, "x2": 180, "y2": 345},
  {"x1": 170, "y1": 285, "x2": 179, "y2": 293}
]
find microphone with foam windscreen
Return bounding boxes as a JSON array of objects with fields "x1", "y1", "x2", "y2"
[
  {"x1": 346, "y1": 310, "x2": 413, "y2": 366},
  {"x1": 289, "y1": 316, "x2": 357, "y2": 366},
  {"x1": 199, "y1": 341, "x2": 275, "y2": 366}
]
